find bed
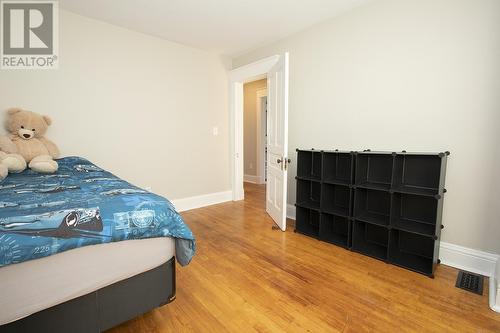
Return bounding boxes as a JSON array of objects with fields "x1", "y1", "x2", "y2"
[{"x1": 0, "y1": 157, "x2": 195, "y2": 332}]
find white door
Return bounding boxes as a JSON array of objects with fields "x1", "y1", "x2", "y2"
[{"x1": 266, "y1": 53, "x2": 289, "y2": 231}]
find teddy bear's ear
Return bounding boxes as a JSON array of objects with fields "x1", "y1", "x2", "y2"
[
  {"x1": 7, "y1": 108, "x2": 22, "y2": 115},
  {"x1": 42, "y1": 115, "x2": 52, "y2": 126}
]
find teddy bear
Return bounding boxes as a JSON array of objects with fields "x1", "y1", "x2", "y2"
[
  {"x1": 0, "y1": 108, "x2": 59, "y2": 178},
  {"x1": 0, "y1": 158, "x2": 7, "y2": 181}
]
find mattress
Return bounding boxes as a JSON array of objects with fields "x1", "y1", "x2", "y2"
[
  {"x1": 0, "y1": 156, "x2": 195, "y2": 267},
  {"x1": 0, "y1": 237, "x2": 175, "y2": 326}
]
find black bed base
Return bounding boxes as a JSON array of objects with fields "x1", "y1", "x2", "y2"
[{"x1": 0, "y1": 257, "x2": 176, "y2": 333}]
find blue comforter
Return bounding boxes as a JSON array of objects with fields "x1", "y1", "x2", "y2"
[{"x1": 0, "y1": 157, "x2": 195, "y2": 267}]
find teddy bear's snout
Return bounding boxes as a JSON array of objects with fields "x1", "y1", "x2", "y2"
[{"x1": 18, "y1": 128, "x2": 34, "y2": 140}]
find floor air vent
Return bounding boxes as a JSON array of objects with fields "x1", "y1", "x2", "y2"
[{"x1": 455, "y1": 271, "x2": 484, "y2": 295}]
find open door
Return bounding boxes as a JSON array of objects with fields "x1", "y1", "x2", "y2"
[{"x1": 266, "y1": 53, "x2": 289, "y2": 231}]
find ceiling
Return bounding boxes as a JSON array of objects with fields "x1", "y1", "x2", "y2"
[{"x1": 59, "y1": 0, "x2": 369, "y2": 57}]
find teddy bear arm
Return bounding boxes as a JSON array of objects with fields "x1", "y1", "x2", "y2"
[
  {"x1": 0, "y1": 135, "x2": 18, "y2": 154},
  {"x1": 39, "y1": 137, "x2": 60, "y2": 159}
]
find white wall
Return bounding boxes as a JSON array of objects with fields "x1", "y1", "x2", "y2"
[
  {"x1": 0, "y1": 10, "x2": 231, "y2": 201},
  {"x1": 233, "y1": 0, "x2": 500, "y2": 254}
]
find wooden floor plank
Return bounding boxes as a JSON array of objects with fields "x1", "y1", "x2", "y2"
[{"x1": 109, "y1": 183, "x2": 500, "y2": 332}]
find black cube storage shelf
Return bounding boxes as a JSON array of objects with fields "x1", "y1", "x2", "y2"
[
  {"x1": 388, "y1": 229, "x2": 437, "y2": 275},
  {"x1": 297, "y1": 149, "x2": 323, "y2": 180},
  {"x1": 320, "y1": 213, "x2": 350, "y2": 249},
  {"x1": 352, "y1": 220, "x2": 389, "y2": 261},
  {"x1": 393, "y1": 154, "x2": 445, "y2": 197},
  {"x1": 295, "y1": 206, "x2": 320, "y2": 238},
  {"x1": 390, "y1": 192, "x2": 439, "y2": 237},
  {"x1": 295, "y1": 150, "x2": 354, "y2": 249},
  {"x1": 321, "y1": 183, "x2": 351, "y2": 217},
  {"x1": 295, "y1": 149, "x2": 448, "y2": 277},
  {"x1": 296, "y1": 178, "x2": 321, "y2": 210},
  {"x1": 322, "y1": 151, "x2": 354, "y2": 186},
  {"x1": 355, "y1": 152, "x2": 393, "y2": 191},
  {"x1": 354, "y1": 188, "x2": 391, "y2": 226}
]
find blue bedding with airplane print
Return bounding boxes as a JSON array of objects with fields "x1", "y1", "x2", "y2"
[{"x1": 0, "y1": 156, "x2": 195, "y2": 268}]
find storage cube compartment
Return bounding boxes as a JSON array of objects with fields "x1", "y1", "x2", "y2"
[
  {"x1": 295, "y1": 206, "x2": 320, "y2": 237},
  {"x1": 355, "y1": 153, "x2": 393, "y2": 190},
  {"x1": 352, "y1": 220, "x2": 389, "y2": 260},
  {"x1": 296, "y1": 179, "x2": 321, "y2": 209},
  {"x1": 319, "y1": 213, "x2": 350, "y2": 248},
  {"x1": 321, "y1": 183, "x2": 351, "y2": 217},
  {"x1": 389, "y1": 229, "x2": 435, "y2": 275},
  {"x1": 297, "y1": 150, "x2": 322, "y2": 180},
  {"x1": 393, "y1": 154, "x2": 442, "y2": 196},
  {"x1": 391, "y1": 193, "x2": 438, "y2": 236},
  {"x1": 354, "y1": 188, "x2": 390, "y2": 226},
  {"x1": 322, "y1": 152, "x2": 353, "y2": 185}
]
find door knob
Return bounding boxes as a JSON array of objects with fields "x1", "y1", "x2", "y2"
[
  {"x1": 284, "y1": 158, "x2": 291, "y2": 170},
  {"x1": 277, "y1": 158, "x2": 282, "y2": 164}
]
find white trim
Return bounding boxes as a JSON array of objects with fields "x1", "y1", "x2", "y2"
[
  {"x1": 490, "y1": 259, "x2": 500, "y2": 313},
  {"x1": 172, "y1": 191, "x2": 233, "y2": 212},
  {"x1": 285, "y1": 205, "x2": 500, "y2": 279},
  {"x1": 229, "y1": 56, "x2": 280, "y2": 82},
  {"x1": 244, "y1": 174, "x2": 262, "y2": 184},
  {"x1": 256, "y1": 89, "x2": 267, "y2": 186},
  {"x1": 229, "y1": 55, "x2": 280, "y2": 201},
  {"x1": 439, "y1": 242, "x2": 499, "y2": 277}
]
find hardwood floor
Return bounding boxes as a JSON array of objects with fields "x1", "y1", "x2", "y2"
[{"x1": 109, "y1": 183, "x2": 500, "y2": 332}]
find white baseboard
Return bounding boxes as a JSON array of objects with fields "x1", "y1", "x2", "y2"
[
  {"x1": 439, "y1": 242, "x2": 499, "y2": 277},
  {"x1": 172, "y1": 190, "x2": 233, "y2": 212},
  {"x1": 285, "y1": 204, "x2": 499, "y2": 278},
  {"x1": 244, "y1": 174, "x2": 264, "y2": 184}
]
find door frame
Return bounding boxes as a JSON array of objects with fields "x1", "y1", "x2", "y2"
[
  {"x1": 255, "y1": 89, "x2": 267, "y2": 185},
  {"x1": 229, "y1": 55, "x2": 280, "y2": 201}
]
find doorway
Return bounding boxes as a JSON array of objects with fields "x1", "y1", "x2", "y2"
[
  {"x1": 229, "y1": 54, "x2": 290, "y2": 231},
  {"x1": 243, "y1": 79, "x2": 267, "y2": 186}
]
